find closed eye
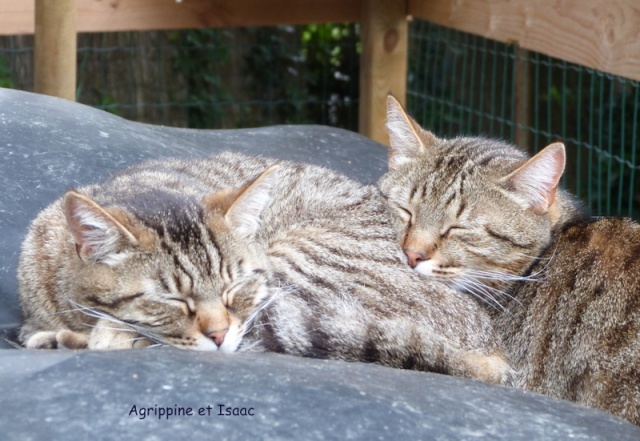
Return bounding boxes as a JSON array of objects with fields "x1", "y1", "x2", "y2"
[
  {"x1": 397, "y1": 206, "x2": 413, "y2": 225},
  {"x1": 441, "y1": 225, "x2": 465, "y2": 238},
  {"x1": 168, "y1": 297, "x2": 196, "y2": 315}
]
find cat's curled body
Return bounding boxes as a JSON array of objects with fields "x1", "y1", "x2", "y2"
[
  {"x1": 379, "y1": 96, "x2": 640, "y2": 424},
  {"x1": 18, "y1": 151, "x2": 513, "y2": 384}
]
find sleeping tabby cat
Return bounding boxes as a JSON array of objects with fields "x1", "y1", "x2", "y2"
[
  {"x1": 18, "y1": 152, "x2": 514, "y2": 385},
  {"x1": 379, "y1": 95, "x2": 640, "y2": 424}
]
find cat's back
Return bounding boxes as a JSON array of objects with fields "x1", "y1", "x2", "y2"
[
  {"x1": 500, "y1": 216, "x2": 640, "y2": 422},
  {"x1": 565, "y1": 217, "x2": 640, "y2": 274}
]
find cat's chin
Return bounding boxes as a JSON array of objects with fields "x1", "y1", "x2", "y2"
[
  {"x1": 412, "y1": 261, "x2": 458, "y2": 284},
  {"x1": 190, "y1": 329, "x2": 243, "y2": 353}
]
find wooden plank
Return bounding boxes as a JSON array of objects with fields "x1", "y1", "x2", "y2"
[
  {"x1": 34, "y1": 0, "x2": 77, "y2": 101},
  {"x1": 0, "y1": 0, "x2": 361, "y2": 35},
  {"x1": 409, "y1": 0, "x2": 640, "y2": 82},
  {"x1": 359, "y1": 0, "x2": 409, "y2": 145},
  {"x1": 1, "y1": 0, "x2": 35, "y2": 35}
]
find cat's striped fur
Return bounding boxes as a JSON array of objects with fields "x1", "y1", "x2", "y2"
[
  {"x1": 379, "y1": 95, "x2": 640, "y2": 424},
  {"x1": 18, "y1": 152, "x2": 514, "y2": 384}
]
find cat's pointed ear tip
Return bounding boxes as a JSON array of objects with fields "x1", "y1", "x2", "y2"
[
  {"x1": 543, "y1": 142, "x2": 567, "y2": 168},
  {"x1": 63, "y1": 189, "x2": 81, "y2": 201},
  {"x1": 255, "y1": 165, "x2": 280, "y2": 188},
  {"x1": 63, "y1": 189, "x2": 99, "y2": 206},
  {"x1": 63, "y1": 190, "x2": 92, "y2": 212},
  {"x1": 263, "y1": 164, "x2": 280, "y2": 177},
  {"x1": 386, "y1": 94, "x2": 402, "y2": 110},
  {"x1": 546, "y1": 142, "x2": 566, "y2": 152},
  {"x1": 542, "y1": 142, "x2": 566, "y2": 158}
]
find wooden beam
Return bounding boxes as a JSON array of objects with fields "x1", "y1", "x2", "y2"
[
  {"x1": 359, "y1": 0, "x2": 409, "y2": 145},
  {"x1": 1, "y1": 0, "x2": 35, "y2": 35},
  {"x1": 34, "y1": 0, "x2": 77, "y2": 101},
  {"x1": 0, "y1": 0, "x2": 361, "y2": 35},
  {"x1": 409, "y1": 0, "x2": 640, "y2": 83}
]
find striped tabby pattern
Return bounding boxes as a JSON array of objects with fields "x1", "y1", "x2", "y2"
[
  {"x1": 18, "y1": 152, "x2": 514, "y2": 385},
  {"x1": 379, "y1": 95, "x2": 640, "y2": 424}
]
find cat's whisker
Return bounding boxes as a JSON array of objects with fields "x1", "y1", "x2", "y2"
[
  {"x1": 82, "y1": 323, "x2": 137, "y2": 333},
  {"x1": 116, "y1": 337, "x2": 150, "y2": 346},
  {"x1": 470, "y1": 278, "x2": 523, "y2": 309},
  {"x1": 509, "y1": 249, "x2": 555, "y2": 262},
  {"x1": 465, "y1": 268, "x2": 544, "y2": 283},
  {"x1": 524, "y1": 246, "x2": 558, "y2": 279},
  {"x1": 46, "y1": 305, "x2": 100, "y2": 316},
  {"x1": 453, "y1": 277, "x2": 506, "y2": 312},
  {"x1": 458, "y1": 272, "x2": 525, "y2": 310},
  {"x1": 67, "y1": 299, "x2": 168, "y2": 346},
  {"x1": 463, "y1": 276, "x2": 518, "y2": 311},
  {"x1": 243, "y1": 285, "x2": 293, "y2": 337}
]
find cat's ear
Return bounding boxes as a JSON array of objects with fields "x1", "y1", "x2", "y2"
[
  {"x1": 386, "y1": 94, "x2": 438, "y2": 170},
  {"x1": 63, "y1": 191, "x2": 139, "y2": 264},
  {"x1": 225, "y1": 166, "x2": 279, "y2": 239},
  {"x1": 499, "y1": 143, "x2": 566, "y2": 214}
]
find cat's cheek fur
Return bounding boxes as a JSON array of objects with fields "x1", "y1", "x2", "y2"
[{"x1": 217, "y1": 322, "x2": 245, "y2": 353}]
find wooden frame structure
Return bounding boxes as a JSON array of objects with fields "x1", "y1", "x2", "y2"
[{"x1": 2, "y1": 0, "x2": 640, "y2": 145}]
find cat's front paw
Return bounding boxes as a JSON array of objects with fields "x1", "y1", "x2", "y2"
[
  {"x1": 24, "y1": 330, "x2": 88, "y2": 349},
  {"x1": 56, "y1": 330, "x2": 88, "y2": 349},
  {"x1": 24, "y1": 331, "x2": 59, "y2": 349},
  {"x1": 462, "y1": 351, "x2": 518, "y2": 386}
]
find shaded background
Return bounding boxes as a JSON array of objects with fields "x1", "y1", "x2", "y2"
[{"x1": 1, "y1": 20, "x2": 638, "y2": 218}]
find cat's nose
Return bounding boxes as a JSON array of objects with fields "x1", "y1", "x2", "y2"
[
  {"x1": 206, "y1": 328, "x2": 229, "y2": 347},
  {"x1": 404, "y1": 249, "x2": 427, "y2": 268}
]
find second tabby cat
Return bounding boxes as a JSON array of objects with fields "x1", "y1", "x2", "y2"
[
  {"x1": 18, "y1": 152, "x2": 514, "y2": 385},
  {"x1": 378, "y1": 95, "x2": 640, "y2": 424}
]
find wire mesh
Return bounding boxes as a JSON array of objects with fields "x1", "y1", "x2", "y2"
[
  {"x1": 408, "y1": 19, "x2": 639, "y2": 219},
  {"x1": 0, "y1": 25, "x2": 360, "y2": 131},
  {"x1": 1, "y1": 21, "x2": 638, "y2": 218}
]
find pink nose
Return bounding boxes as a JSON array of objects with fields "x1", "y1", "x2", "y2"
[
  {"x1": 206, "y1": 328, "x2": 229, "y2": 346},
  {"x1": 404, "y1": 249, "x2": 426, "y2": 268}
]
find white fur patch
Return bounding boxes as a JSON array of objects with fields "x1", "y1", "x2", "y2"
[
  {"x1": 194, "y1": 335, "x2": 221, "y2": 351},
  {"x1": 218, "y1": 322, "x2": 244, "y2": 353},
  {"x1": 413, "y1": 260, "x2": 436, "y2": 278}
]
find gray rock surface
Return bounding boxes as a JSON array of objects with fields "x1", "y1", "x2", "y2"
[{"x1": 2, "y1": 348, "x2": 639, "y2": 441}]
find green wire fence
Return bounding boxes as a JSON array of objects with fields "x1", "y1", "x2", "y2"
[
  {"x1": 408, "y1": 20, "x2": 639, "y2": 219},
  {"x1": 1, "y1": 20, "x2": 638, "y2": 218}
]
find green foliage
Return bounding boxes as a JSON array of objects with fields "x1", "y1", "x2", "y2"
[
  {"x1": 169, "y1": 24, "x2": 359, "y2": 130},
  {"x1": 407, "y1": 21, "x2": 639, "y2": 219},
  {"x1": 298, "y1": 23, "x2": 360, "y2": 128},
  {"x1": 0, "y1": 55, "x2": 13, "y2": 88},
  {"x1": 240, "y1": 26, "x2": 308, "y2": 126},
  {"x1": 97, "y1": 94, "x2": 122, "y2": 117},
  {"x1": 170, "y1": 29, "x2": 232, "y2": 129}
]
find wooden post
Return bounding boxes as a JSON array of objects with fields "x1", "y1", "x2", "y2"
[
  {"x1": 34, "y1": 0, "x2": 77, "y2": 101},
  {"x1": 359, "y1": 0, "x2": 408, "y2": 145}
]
